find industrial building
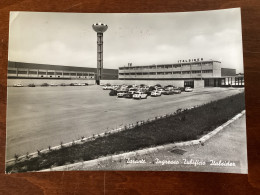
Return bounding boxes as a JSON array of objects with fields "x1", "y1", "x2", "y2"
[
  {"x1": 118, "y1": 60, "x2": 244, "y2": 88},
  {"x1": 8, "y1": 61, "x2": 118, "y2": 80}
]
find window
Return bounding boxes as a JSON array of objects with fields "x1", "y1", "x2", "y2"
[
  {"x1": 172, "y1": 71, "x2": 181, "y2": 74},
  {"x1": 18, "y1": 71, "x2": 27, "y2": 74},
  {"x1": 29, "y1": 71, "x2": 37, "y2": 74},
  {"x1": 157, "y1": 72, "x2": 165, "y2": 75},
  {"x1": 173, "y1": 65, "x2": 181, "y2": 68},
  {"x1": 202, "y1": 70, "x2": 213, "y2": 73},
  {"x1": 192, "y1": 71, "x2": 201, "y2": 74},
  {"x1": 182, "y1": 71, "x2": 190, "y2": 74},
  {"x1": 8, "y1": 70, "x2": 16, "y2": 74}
]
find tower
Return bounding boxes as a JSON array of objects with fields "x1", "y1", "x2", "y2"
[{"x1": 92, "y1": 22, "x2": 108, "y2": 85}]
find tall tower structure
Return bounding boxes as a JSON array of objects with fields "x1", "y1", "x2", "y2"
[{"x1": 92, "y1": 22, "x2": 108, "y2": 85}]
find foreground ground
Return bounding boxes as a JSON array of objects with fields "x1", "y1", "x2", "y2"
[
  {"x1": 81, "y1": 115, "x2": 247, "y2": 174},
  {"x1": 6, "y1": 86, "x2": 244, "y2": 160}
]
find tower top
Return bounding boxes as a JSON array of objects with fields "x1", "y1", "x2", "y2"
[{"x1": 92, "y1": 22, "x2": 108, "y2": 33}]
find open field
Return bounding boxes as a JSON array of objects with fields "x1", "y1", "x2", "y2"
[{"x1": 6, "y1": 85, "x2": 244, "y2": 160}]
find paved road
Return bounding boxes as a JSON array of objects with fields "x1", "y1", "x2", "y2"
[
  {"x1": 6, "y1": 86, "x2": 244, "y2": 160},
  {"x1": 84, "y1": 115, "x2": 247, "y2": 174}
]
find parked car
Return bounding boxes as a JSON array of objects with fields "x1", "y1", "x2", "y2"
[
  {"x1": 179, "y1": 87, "x2": 185, "y2": 92},
  {"x1": 41, "y1": 83, "x2": 49, "y2": 87},
  {"x1": 133, "y1": 92, "x2": 148, "y2": 99},
  {"x1": 185, "y1": 87, "x2": 193, "y2": 92},
  {"x1": 50, "y1": 83, "x2": 58, "y2": 86},
  {"x1": 124, "y1": 92, "x2": 133, "y2": 98},
  {"x1": 103, "y1": 85, "x2": 113, "y2": 90},
  {"x1": 156, "y1": 88, "x2": 166, "y2": 94},
  {"x1": 109, "y1": 89, "x2": 118, "y2": 96},
  {"x1": 60, "y1": 83, "x2": 66, "y2": 86},
  {"x1": 173, "y1": 88, "x2": 181, "y2": 94},
  {"x1": 117, "y1": 91, "x2": 128, "y2": 98},
  {"x1": 28, "y1": 83, "x2": 35, "y2": 87},
  {"x1": 13, "y1": 83, "x2": 23, "y2": 87},
  {"x1": 151, "y1": 90, "x2": 162, "y2": 97},
  {"x1": 162, "y1": 90, "x2": 174, "y2": 95}
]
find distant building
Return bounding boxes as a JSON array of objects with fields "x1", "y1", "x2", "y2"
[
  {"x1": 118, "y1": 60, "x2": 244, "y2": 87},
  {"x1": 8, "y1": 61, "x2": 118, "y2": 80}
]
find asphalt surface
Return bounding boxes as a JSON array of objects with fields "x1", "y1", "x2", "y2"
[
  {"x1": 6, "y1": 85, "x2": 244, "y2": 160},
  {"x1": 81, "y1": 115, "x2": 247, "y2": 173}
]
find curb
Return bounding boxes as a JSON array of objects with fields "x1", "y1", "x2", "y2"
[{"x1": 38, "y1": 110, "x2": 245, "y2": 172}]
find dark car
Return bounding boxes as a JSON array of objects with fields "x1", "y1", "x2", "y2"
[
  {"x1": 173, "y1": 88, "x2": 182, "y2": 94},
  {"x1": 41, "y1": 83, "x2": 49, "y2": 87},
  {"x1": 60, "y1": 83, "x2": 66, "y2": 86},
  {"x1": 162, "y1": 90, "x2": 174, "y2": 95},
  {"x1": 124, "y1": 93, "x2": 133, "y2": 98},
  {"x1": 28, "y1": 83, "x2": 35, "y2": 87},
  {"x1": 109, "y1": 89, "x2": 118, "y2": 96},
  {"x1": 178, "y1": 87, "x2": 185, "y2": 92}
]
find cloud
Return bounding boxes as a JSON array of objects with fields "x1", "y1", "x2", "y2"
[{"x1": 8, "y1": 9, "x2": 244, "y2": 73}]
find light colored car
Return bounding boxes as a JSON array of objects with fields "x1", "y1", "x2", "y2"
[
  {"x1": 133, "y1": 92, "x2": 148, "y2": 99},
  {"x1": 50, "y1": 83, "x2": 58, "y2": 86},
  {"x1": 156, "y1": 88, "x2": 165, "y2": 93},
  {"x1": 185, "y1": 87, "x2": 193, "y2": 92},
  {"x1": 117, "y1": 91, "x2": 128, "y2": 98},
  {"x1": 13, "y1": 83, "x2": 23, "y2": 87},
  {"x1": 151, "y1": 90, "x2": 162, "y2": 97},
  {"x1": 103, "y1": 85, "x2": 113, "y2": 90}
]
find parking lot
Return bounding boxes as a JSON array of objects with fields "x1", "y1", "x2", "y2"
[{"x1": 6, "y1": 85, "x2": 244, "y2": 160}]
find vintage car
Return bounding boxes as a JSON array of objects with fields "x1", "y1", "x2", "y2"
[
  {"x1": 117, "y1": 91, "x2": 128, "y2": 98},
  {"x1": 28, "y1": 83, "x2": 35, "y2": 87},
  {"x1": 185, "y1": 87, "x2": 193, "y2": 92},
  {"x1": 133, "y1": 92, "x2": 148, "y2": 99},
  {"x1": 13, "y1": 83, "x2": 23, "y2": 87},
  {"x1": 162, "y1": 90, "x2": 174, "y2": 95},
  {"x1": 173, "y1": 88, "x2": 182, "y2": 94},
  {"x1": 103, "y1": 85, "x2": 113, "y2": 90},
  {"x1": 41, "y1": 83, "x2": 49, "y2": 87},
  {"x1": 151, "y1": 90, "x2": 162, "y2": 97}
]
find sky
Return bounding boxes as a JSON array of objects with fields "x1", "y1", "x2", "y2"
[{"x1": 8, "y1": 8, "x2": 244, "y2": 73}]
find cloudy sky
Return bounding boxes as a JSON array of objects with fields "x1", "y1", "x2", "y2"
[{"x1": 8, "y1": 8, "x2": 244, "y2": 73}]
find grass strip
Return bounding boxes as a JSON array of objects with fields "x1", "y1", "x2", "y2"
[{"x1": 7, "y1": 92, "x2": 245, "y2": 173}]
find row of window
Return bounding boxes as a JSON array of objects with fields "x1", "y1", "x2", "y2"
[
  {"x1": 119, "y1": 62, "x2": 213, "y2": 70},
  {"x1": 8, "y1": 70, "x2": 95, "y2": 76},
  {"x1": 119, "y1": 70, "x2": 213, "y2": 75}
]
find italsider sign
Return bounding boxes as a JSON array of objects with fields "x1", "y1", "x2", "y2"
[{"x1": 178, "y1": 58, "x2": 204, "y2": 63}]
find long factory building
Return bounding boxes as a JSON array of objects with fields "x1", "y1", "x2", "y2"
[{"x1": 8, "y1": 61, "x2": 118, "y2": 80}]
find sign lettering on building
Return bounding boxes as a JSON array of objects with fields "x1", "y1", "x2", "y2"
[{"x1": 178, "y1": 58, "x2": 204, "y2": 63}]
